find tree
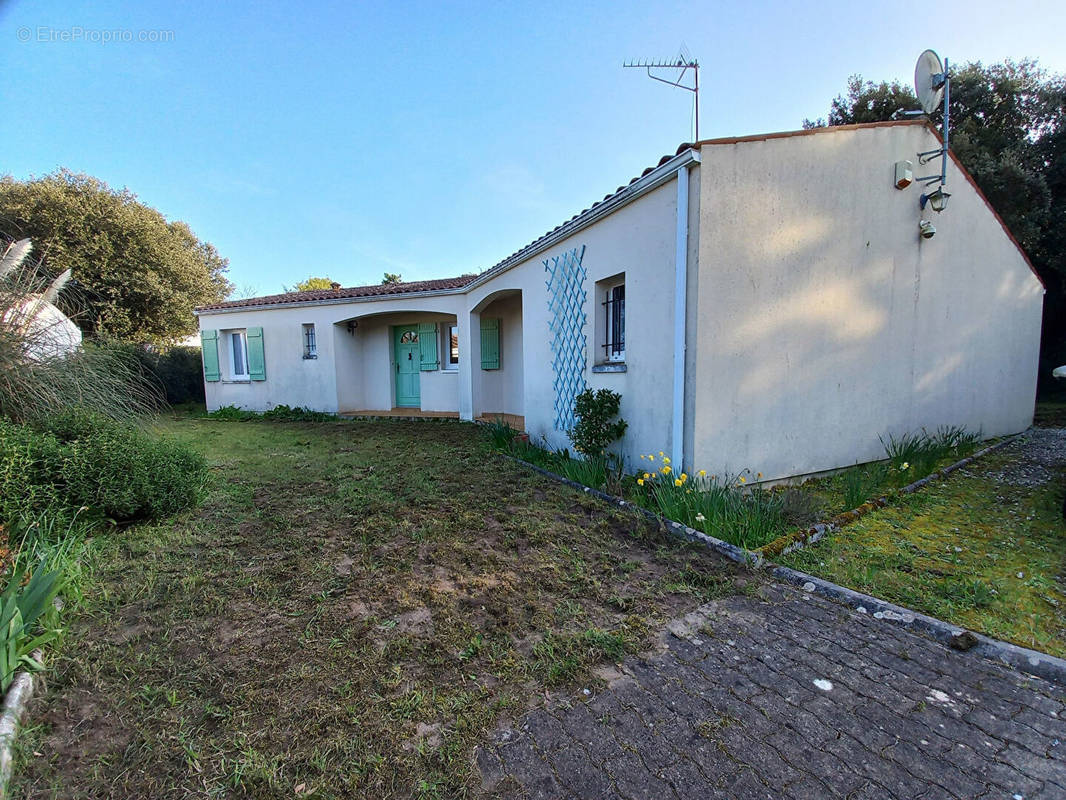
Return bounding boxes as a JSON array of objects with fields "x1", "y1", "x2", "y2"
[
  {"x1": 292, "y1": 277, "x2": 336, "y2": 291},
  {"x1": 803, "y1": 75, "x2": 917, "y2": 129},
  {"x1": 382, "y1": 272, "x2": 402, "y2": 285},
  {"x1": 807, "y1": 60, "x2": 1066, "y2": 391},
  {"x1": 0, "y1": 170, "x2": 232, "y2": 343}
]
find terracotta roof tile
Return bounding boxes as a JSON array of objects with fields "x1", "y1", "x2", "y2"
[{"x1": 197, "y1": 275, "x2": 475, "y2": 312}]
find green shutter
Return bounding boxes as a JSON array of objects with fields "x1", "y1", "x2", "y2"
[
  {"x1": 201, "y1": 329, "x2": 220, "y2": 382},
  {"x1": 246, "y1": 327, "x2": 266, "y2": 381},
  {"x1": 418, "y1": 322, "x2": 438, "y2": 370},
  {"x1": 480, "y1": 318, "x2": 500, "y2": 370}
]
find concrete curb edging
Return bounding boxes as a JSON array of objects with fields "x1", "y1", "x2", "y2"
[
  {"x1": 503, "y1": 443, "x2": 1066, "y2": 686},
  {"x1": 0, "y1": 651, "x2": 43, "y2": 800},
  {"x1": 756, "y1": 433, "x2": 1024, "y2": 559},
  {"x1": 770, "y1": 565, "x2": 1066, "y2": 685}
]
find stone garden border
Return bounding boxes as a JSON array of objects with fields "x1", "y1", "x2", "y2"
[
  {"x1": 0, "y1": 652, "x2": 42, "y2": 800},
  {"x1": 503, "y1": 434, "x2": 1066, "y2": 686}
]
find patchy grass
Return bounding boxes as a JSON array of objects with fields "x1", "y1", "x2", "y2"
[
  {"x1": 779, "y1": 444, "x2": 1066, "y2": 657},
  {"x1": 1036, "y1": 401, "x2": 1066, "y2": 428},
  {"x1": 11, "y1": 416, "x2": 746, "y2": 799}
]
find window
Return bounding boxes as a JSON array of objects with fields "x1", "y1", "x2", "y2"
[
  {"x1": 444, "y1": 324, "x2": 459, "y2": 369},
  {"x1": 229, "y1": 330, "x2": 249, "y2": 379},
  {"x1": 302, "y1": 323, "x2": 317, "y2": 359},
  {"x1": 604, "y1": 282, "x2": 625, "y2": 361}
]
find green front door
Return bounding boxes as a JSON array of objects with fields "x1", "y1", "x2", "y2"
[{"x1": 394, "y1": 326, "x2": 421, "y2": 408}]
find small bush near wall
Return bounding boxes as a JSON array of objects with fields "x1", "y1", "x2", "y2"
[
  {"x1": 206, "y1": 404, "x2": 335, "y2": 422},
  {"x1": 568, "y1": 389, "x2": 627, "y2": 458},
  {"x1": 0, "y1": 410, "x2": 207, "y2": 524}
]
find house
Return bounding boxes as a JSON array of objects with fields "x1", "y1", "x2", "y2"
[{"x1": 195, "y1": 120, "x2": 1045, "y2": 482}]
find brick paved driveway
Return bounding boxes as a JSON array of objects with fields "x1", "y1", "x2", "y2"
[{"x1": 478, "y1": 583, "x2": 1066, "y2": 799}]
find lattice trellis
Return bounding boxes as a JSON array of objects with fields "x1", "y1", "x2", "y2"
[{"x1": 544, "y1": 245, "x2": 587, "y2": 431}]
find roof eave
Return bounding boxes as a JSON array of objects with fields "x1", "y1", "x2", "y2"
[
  {"x1": 195, "y1": 286, "x2": 466, "y2": 316},
  {"x1": 463, "y1": 146, "x2": 701, "y2": 292},
  {"x1": 196, "y1": 146, "x2": 702, "y2": 315}
]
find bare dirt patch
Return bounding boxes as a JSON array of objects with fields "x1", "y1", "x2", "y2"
[{"x1": 11, "y1": 418, "x2": 749, "y2": 800}]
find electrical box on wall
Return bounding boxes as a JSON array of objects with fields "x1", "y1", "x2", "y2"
[{"x1": 894, "y1": 160, "x2": 914, "y2": 189}]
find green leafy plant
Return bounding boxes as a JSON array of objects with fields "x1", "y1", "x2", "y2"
[
  {"x1": 485, "y1": 417, "x2": 518, "y2": 450},
  {"x1": 207, "y1": 404, "x2": 335, "y2": 422},
  {"x1": 0, "y1": 516, "x2": 86, "y2": 691},
  {"x1": 0, "y1": 411, "x2": 207, "y2": 523},
  {"x1": 568, "y1": 389, "x2": 627, "y2": 458}
]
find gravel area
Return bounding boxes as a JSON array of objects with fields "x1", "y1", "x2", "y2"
[{"x1": 965, "y1": 428, "x2": 1066, "y2": 488}]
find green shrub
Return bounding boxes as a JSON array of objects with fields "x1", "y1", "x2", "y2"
[
  {"x1": 0, "y1": 411, "x2": 207, "y2": 524},
  {"x1": 568, "y1": 389, "x2": 627, "y2": 457},
  {"x1": 261, "y1": 404, "x2": 335, "y2": 422},
  {"x1": 207, "y1": 404, "x2": 334, "y2": 422}
]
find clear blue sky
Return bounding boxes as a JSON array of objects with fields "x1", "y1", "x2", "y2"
[{"x1": 3, "y1": 0, "x2": 1064, "y2": 297}]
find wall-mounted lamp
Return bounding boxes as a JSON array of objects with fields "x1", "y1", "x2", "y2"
[
  {"x1": 346, "y1": 321, "x2": 358, "y2": 335},
  {"x1": 920, "y1": 187, "x2": 951, "y2": 213}
]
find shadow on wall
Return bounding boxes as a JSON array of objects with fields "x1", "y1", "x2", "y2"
[{"x1": 699, "y1": 131, "x2": 1041, "y2": 480}]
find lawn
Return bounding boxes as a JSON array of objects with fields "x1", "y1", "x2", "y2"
[
  {"x1": 11, "y1": 416, "x2": 747, "y2": 799},
  {"x1": 779, "y1": 434, "x2": 1066, "y2": 657}
]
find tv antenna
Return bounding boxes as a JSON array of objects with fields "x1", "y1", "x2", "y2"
[
  {"x1": 623, "y1": 50, "x2": 700, "y2": 141},
  {"x1": 909, "y1": 49, "x2": 952, "y2": 211}
]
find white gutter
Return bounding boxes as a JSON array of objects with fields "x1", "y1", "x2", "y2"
[
  {"x1": 671, "y1": 153, "x2": 700, "y2": 473},
  {"x1": 196, "y1": 147, "x2": 702, "y2": 317}
]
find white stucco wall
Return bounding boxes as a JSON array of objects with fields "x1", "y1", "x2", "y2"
[
  {"x1": 476, "y1": 292, "x2": 524, "y2": 417},
  {"x1": 690, "y1": 123, "x2": 1044, "y2": 481},
  {"x1": 464, "y1": 177, "x2": 684, "y2": 465},
  {"x1": 200, "y1": 296, "x2": 465, "y2": 413},
  {"x1": 199, "y1": 304, "x2": 342, "y2": 412}
]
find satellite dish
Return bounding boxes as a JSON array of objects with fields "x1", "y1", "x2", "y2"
[{"x1": 914, "y1": 49, "x2": 946, "y2": 115}]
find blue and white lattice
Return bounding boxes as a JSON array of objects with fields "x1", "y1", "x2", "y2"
[{"x1": 544, "y1": 245, "x2": 587, "y2": 431}]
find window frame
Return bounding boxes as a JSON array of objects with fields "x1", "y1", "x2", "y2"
[
  {"x1": 443, "y1": 323, "x2": 459, "y2": 370},
  {"x1": 227, "y1": 329, "x2": 250, "y2": 380},
  {"x1": 302, "y1": 323, "x2": 317, "y2": 359},
  {"x1": 603, "y1": 280, "x2": 625, "y2": 363}
]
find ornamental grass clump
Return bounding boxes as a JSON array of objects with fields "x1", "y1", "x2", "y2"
[{"x1": 880, "y1": 425, "x2": 980, "y2": 486}]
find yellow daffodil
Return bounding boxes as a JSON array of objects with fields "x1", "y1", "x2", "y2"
[
  {"x1": 674, "y1": 478, "x2": 682, "y2": 487},
  {"x1": 698, "y1": 469, "x2": 706, "y2": 477},
  {"x1": 661, "y1": 465, "x2": 672, "y2": 475},
  {"x1": 680, "y1": 473, "x2": 688, "y2": 483},
  {"x1": 901, "y1": 462, "x2": 910, "y2": 470},
  {"x1": 663, "y1": 456, "x2": 671, "y2": 465},
  {"x1": 637, "y1": 478, "x2": 644, "y2": 486},
  {"x1": 739, "y1": 475, "x2": 746, "y2": 483},
  {"x1": 643, "y1": 472, "x2": 651, "y2": 480},
  {"x1": 640, "y1": 454, "x2": 646, "y2": 460},
  {"x1": 648, "y1": 455, "x2": 655, "y2": 462}
]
